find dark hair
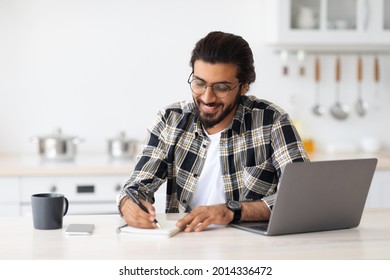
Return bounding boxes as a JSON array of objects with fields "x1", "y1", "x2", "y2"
[{"x1": 190, "y1": 31, "x2": 256, "y2": 84}]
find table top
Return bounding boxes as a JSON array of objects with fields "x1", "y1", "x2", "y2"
[{"x1": 1, "y1": 209, "x2": 389, "y2": 260}]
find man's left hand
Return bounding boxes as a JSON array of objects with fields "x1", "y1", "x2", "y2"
[{"x1": 176, "y1": 204, "x2": 233, "y2": 232}]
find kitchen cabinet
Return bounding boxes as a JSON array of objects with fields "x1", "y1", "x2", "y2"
[
  {"x1": 266, "y1": 0, "x2": 390, "y2": 51},
  {"x1": 366, "y1": 170, "x2": 390, "y2": 208},
  {"x1": 0, "y1": 178, "x2": 20, "y2": 216},
  {"x1": 19, "y1": 176, "x2": 167, "y2": 216},
  {"x1": 19, "y1": 175, "x2": 129, "y2": 216},
  {"x1": 0, "y1": 174, "x2": 167, "y2": 217}
]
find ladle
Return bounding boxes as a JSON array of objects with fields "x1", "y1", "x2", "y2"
[
  {"x1": 330, "y1": 57, "x2": 349, "y2": 120},
  {"x1": 355, "y1": 56, "x2": 368, "y2": 116},
  {"x1": 372, "y1": 56, "x2": 381, "y2": 111},
  {"x1": 312, "y1": 57, "x2": 325, "y2": 116}
]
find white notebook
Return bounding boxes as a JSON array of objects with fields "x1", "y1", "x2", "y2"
[{"x1": 118, "y1": 217, "x2": 183, "y2": 238}]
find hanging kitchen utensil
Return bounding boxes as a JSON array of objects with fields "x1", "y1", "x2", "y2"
[
  {"x1": 355, "y1": 56, "x2": 368, "y2": 117},
  {"x1": 297, "y1": 50, "x2": 306, "y2": 76},
  {"x1": 330, "y1": 57, "x2": 349, "y2": 120},
  {"x1": 373, "y1": 55, "x2": 381, "y2": 110},
  {"x1": 280, "y1": 49, "x2": 289, "y2": 76},
  {"x1": 374, "y1": 56, "x2": 380, "y2": 94},
  {"x1": 312, "y1": 56, "x2": 324, "y2": 116}
]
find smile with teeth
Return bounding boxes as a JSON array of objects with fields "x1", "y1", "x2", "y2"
[{"x1": 201, "y1": 103, "x2": 220, "y2": 114}]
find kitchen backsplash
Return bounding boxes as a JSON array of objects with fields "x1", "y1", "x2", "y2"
[{"x1": 0, "y1": 0, "x2": 389, "y2": 156}]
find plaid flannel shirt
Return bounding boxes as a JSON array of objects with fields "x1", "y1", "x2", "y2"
[{"x1": 117, "y1": 95, "x2": 309, "y2": 213}]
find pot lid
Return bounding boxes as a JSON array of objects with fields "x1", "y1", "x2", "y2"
[{"x1": 38, "y1": 128, "x2": 78, "y2": 140}]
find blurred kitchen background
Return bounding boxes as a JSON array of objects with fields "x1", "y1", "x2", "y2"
[
  {"x1": 1, "y1": 0, "x2": 389, "y2": 155},
  {"x1": 1, "y1": 0, "x2": 390, "y2": 216}
]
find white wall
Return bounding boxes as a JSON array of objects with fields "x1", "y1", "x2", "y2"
[{"x1": 0, "y1": 0, "x2": 389, "y2": 156}]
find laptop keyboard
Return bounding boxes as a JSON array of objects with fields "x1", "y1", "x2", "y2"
[
  {"x1": 244, "y1": 223, "x2": 269, "y2": 231},
  {"x1": 231, "y1": 222, "x2": 269, "y2": 232}
]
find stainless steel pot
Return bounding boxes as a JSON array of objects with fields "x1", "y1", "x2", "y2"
[
  {"x1": 31, "y1": 128, "x2": 83, "y2": 161},
  {"x1": 108, "y1": 132, "x2": 140, "y2": 159}
]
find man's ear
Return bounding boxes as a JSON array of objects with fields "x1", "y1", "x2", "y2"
[{"x1": 240, "y1": 83, "x2": 249, "y2": 95}]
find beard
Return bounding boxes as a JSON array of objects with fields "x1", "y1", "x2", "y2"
[{"x1": 194, "y1": 93, "x2": 241, "y2": 130}]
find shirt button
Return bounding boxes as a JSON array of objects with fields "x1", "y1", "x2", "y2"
[
  {"x1": 193, "y1": 174, "x2": 198, "y2": 178},
  {"x1": 183, "y1": 199, "x2": 188, "y2": 204}
]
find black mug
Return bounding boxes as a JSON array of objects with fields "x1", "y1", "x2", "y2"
[{"x1": 31, "y1": 193, "x2": 69, "y2": 230}]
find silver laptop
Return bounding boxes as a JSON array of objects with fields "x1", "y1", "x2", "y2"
[{"x1": 231, "y1": 158, "x2": 378, "y2": 236}]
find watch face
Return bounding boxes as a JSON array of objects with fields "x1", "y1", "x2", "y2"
[{"x1": 228, "y1": 200, "x2": 241, "y2": 210}]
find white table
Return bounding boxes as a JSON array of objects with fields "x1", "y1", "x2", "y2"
[{"x1": 1, "y1": 209, "x2": 389, "y2": 260}]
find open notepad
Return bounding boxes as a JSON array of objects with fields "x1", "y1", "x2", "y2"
[{"x1": 118, "y1": 216, "x2": 183, "y2": 238}]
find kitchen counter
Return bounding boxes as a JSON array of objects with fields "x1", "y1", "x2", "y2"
[
  {"x1": 309, "y1": 151, "x2": 390, "y2": 170},
  {"x1": 1, "y1": 209, "x2": 389, "y2": 260},
  {"x1": 0, "y1": 152, "x2": 390, "y2": 177},
  {"x1": 0, "y1": 154, "x2": 135, "y2": 176}
]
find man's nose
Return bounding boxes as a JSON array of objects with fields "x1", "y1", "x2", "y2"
[{"x1": 201, "y1": 85, "x2": 217, "y2": 103}]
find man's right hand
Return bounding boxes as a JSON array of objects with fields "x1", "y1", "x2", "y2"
[{"x1": 120, "y1": 197, "x2": 158, "y2": 229}]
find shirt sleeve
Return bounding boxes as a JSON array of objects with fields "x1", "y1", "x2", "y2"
[
  {"x1": 116, "y1": 109, "x2": 169, "y2": 214},
  {"x1": 261, "y1": 112, "x2": 310, "y2": 210}
]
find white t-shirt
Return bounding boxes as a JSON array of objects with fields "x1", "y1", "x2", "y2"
[{"x1": 189, "y1": 130, "x2": 226, "y2": 209}]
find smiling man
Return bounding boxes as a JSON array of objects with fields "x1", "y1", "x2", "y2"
[{"x1": 117, "y1": 31, "x2": 309, "y2": 232}]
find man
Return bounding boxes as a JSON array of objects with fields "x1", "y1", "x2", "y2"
[{"x1": 117, "y1": 31, "x2": 309, "y2": 232}]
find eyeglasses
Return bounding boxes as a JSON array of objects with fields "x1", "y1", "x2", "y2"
[{"x1": 187, "y1": 73, "x2": 241, "y2": 98}]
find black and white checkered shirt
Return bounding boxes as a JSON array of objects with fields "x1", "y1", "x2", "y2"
[{"x1": 118, "y1": 95, "x2": 309, "y2": 213}]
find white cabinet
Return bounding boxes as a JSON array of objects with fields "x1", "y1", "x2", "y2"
[
  {"x1": 266, "y1": 0, "x2": 390, "y2": 50},
  {"x1": 19, "y1": 175, "x2": 167, "y2": 216},
  {"x1": 0, "y1": 177, "x2": 20, "y2": 216},
  {"x1": 366, "y1": 170, "x2": 390, "y2": 208},
  {"x1": 0, "y1": 174, "x2": 167, "y2": 217},
  {"x1": 19, "y1": 175, "x2": 129, "y2": 216}
]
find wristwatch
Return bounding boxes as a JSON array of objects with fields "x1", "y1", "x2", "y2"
[{"x1": 226, "y1": 200, "x2": 242, "y2": 223}]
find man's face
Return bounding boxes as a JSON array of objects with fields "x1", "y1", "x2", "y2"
[{"x1": 192, "y1": 60, "x2": 246, "y2": 134}]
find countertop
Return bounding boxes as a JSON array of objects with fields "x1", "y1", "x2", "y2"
[
  {"x1": 1, "y1": 209, "x2": 389, "y2": 260},
  {"x1": 0, "y1": 154, "x2": 135, "y2": 176},
  {"x1": 309, "y1": 151, "x2": 390, "y2": 170},
  {"x1": 0, "y1": 151, "x2": 389, "y2": 177}
]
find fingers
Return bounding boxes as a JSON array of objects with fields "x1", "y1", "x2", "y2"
[
  {"x1": 121, "y1": 197, "x2": 157, "y2": 229},
  {"x1": 177, "y1": 210, "x2": 211, "y2": 232},
  {"x1": 176, "y1": 205, "x2": 229, "y2": 232}
]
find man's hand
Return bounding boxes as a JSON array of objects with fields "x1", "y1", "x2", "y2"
[
  {"x1": 176, "y1": 204, "x2": 233, "y2": 232},
  {"x1": 175, "y1": 200, "x2": 271, "y2": 232},
  {"x1": 120, "y1": 197, "x2": 158, "y2": 229}
]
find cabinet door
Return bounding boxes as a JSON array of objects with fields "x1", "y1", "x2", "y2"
[
  {"x1": 0, "y1": 177, "x2": 20, "y2": 216},
  {"x1": 20, "y1": 175, "x2": 129, "y2": 215},
  {"x1": 266, "y1": 0, "x2": 390, "y2": 49},
  {"x1": 20, "y1": 176, "x2": 131, "y2": 202},
  {"x1": 19, "y1": 175, "x2": 168, "y2": 215}
]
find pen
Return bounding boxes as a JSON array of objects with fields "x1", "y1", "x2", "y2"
[{"x1": 125, "y1": 188, "x2": 162, "y2": 229}]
